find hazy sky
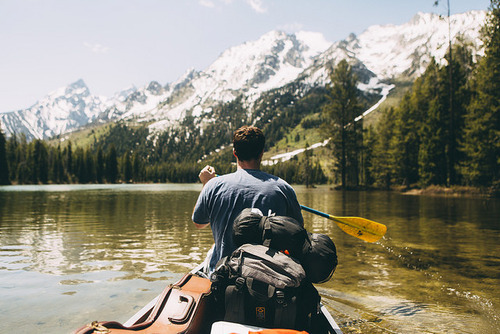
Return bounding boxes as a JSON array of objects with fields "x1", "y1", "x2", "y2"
[{"x1": 0, "y1": 0, "x2": 491, "y2": 113}]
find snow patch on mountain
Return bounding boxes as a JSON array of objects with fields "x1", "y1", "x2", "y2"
[
  {"x1": 262, "y1": 140, "x2": 330, "y2": 166},
  {"x1": 356, "y1": 80, "x2": 395, "y2": 121}
]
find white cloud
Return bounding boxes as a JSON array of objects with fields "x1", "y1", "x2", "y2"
[
  {"x1": 247, "y1": 0, "x2": 267, "y2": 13},
  {"x1": 83, "y1": 42, "x2": 110, "y2": 54},
  {"x1": 199, "y1": 0, "x2": 215, "y2": 8}
]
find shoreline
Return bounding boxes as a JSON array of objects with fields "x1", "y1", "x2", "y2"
[
  {"x1": 399, "y1": 185, "x2": 498, "y2": 198},
  {"x1": 325, "y1": 184, "x2": 499, "y2": 198},
  {"x1": 2, "y1": 182, "x2": 499, "y2": 198}
]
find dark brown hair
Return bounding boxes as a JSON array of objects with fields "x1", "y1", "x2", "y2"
[{"x1": 233, "y1": 126, "x2": 265, "y2": 161}]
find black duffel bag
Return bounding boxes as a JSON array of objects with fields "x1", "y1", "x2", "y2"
[
  {"x1": 301, "y1": 232, "x2": 338, "y2": 284},
  {"x1": 232, "y1": 208, "x2": 307, "y2": 260}
]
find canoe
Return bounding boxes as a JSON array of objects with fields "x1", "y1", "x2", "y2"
[
  {"x1": 75, "y1": 262, "x2": 343, "y2": 334},
  {"x1": 76, "y1": 262, "x2": 343, "y2": 334}
]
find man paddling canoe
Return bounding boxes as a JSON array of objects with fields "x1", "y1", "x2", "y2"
[{"x1": 192, "y1": 125, "x2": 303, "y2": 272}]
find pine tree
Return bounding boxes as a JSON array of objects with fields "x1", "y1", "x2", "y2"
[
  {"x1": 301, "y1": 144, "x2": 312, "y2": 187},
  {"x1": 48, "y1": 145, "x2": 58, "y2": 183},
  {"x1": 84, "y1": 148, "x2": 96, "y2": 183},
  {"x1": 0, "y1": 126, "x2": 10, "y2": 185},
  {"x1": 322, "y1": 59, "x2": 363, "y2": 189},
  {"x1": 15, "y1": 134, "x2": 29, "y2": 184},
  {"x1": 132, "y1": 153, "x2": 142, "y2": 182},
  {"x1": 122, "y1": 151, "x2": 132, "y2": 183},
  {"x1": 391, "y1": 93, "x2": 421, "y2": 187},
  {"x1": 461, "y1": 1, "x2": 500, "y2": 186},
  {"x1": 417, "y1": 59, "x2": 448, "y2": 186},
  {"x1": 444, "y1": 44, "x2": 474, "y2": 184},
  {"x1": 370, "y1": 108, "x2": 397, "y2": 188},
  {"x1": 74, "y1": 147, "x2": 86, "y2": 183},
  {"x1": 105, "y1": 145, "x2": 118, "y2": 183},
  {"x1": 362, "y1": 125, "x2": 376, "y2": 187},
  {"x1": 53, "y1": 145, "x2": 64, "y2": 183},
  {"x1": 6, "y1": 134, "x2": 18, "y2": 182},
  {"x1": 30, "y1": 139, "x2": 49, "y2": 184},
  {"x1": 96, "y1": 146, "x2": 104, "y2": 183},
  {"x1": 64, "y1": 141, "x2": 73, "y2": 181}
]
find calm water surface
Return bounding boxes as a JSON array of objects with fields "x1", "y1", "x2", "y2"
[{"x1": 0, "y1": 184, "x2": 498, "y2": 333}]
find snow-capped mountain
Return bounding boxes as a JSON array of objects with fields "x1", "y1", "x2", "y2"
[
  {"x1": 352, "y1": 10, "x2": 486, "y2": 78},
  {"x1": 107, "y1": 30, "x2": 333, "y2": 132},
  {"x1": 0, "y1": 10, "x2": 487, "y2": 140},
  {"x1": 0, "y1": 79, "x2": 116, "y2": 140},
  {"x1": 144, "y1": 11, "x2": 486, "y2": 133}
]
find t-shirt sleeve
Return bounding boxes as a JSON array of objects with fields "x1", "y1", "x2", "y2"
[
  {"x1": 279, "y1": 180, "x2": 303, "y2": 225},
  {"x1": 192, "y1": 186, "x2": 211, "y2": 225},
  {"x1": 287, "y1": 188, "x2": 304, "y2": 225}
]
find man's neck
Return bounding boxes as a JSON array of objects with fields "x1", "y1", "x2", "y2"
[{"x1": 237, "y1": 159, "x2": 261, "y2": 170}]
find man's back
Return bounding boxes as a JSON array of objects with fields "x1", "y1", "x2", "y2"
[{"x1": 192, "y1": 169, "x2": 303, "y2": 270}]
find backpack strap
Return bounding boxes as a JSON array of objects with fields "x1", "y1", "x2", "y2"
[
  {"x1": 260, "y1": 216, "x2": 272, "y2": 247},
  {"x1": 224, "y1": 277, "x2": 246, "y2": 323},
  {"x1": 274, "y1": 290, "x2": 285, "y2": 328},
  {"x1": 246, "y1": 277, "x2": 275, "y2": 302},
  {"x1": 273, "y1": 290, "x2": 297, "y2": 329}
]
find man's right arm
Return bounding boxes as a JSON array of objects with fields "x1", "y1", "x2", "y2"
[
  {"x1": 192, "y1": 165, "x2": 216, "y2": 228},
  {"x1": 199, "y1": 165, "x2": 216, "y2": 186}
]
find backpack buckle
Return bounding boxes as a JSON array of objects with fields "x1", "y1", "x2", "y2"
[
  {"x1": 235, "y1": 277, "x2": 245, "y2": 290},
  {"x1": 276, "y1": 290, "x2": 286, "y2": 306}
]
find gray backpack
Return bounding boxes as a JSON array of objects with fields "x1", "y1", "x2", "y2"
[{"x1": 210, "y1": 244, "x2": 319, "y2": 330}]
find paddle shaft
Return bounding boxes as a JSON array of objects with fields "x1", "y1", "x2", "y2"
[
  {"x1": 300, "y1": 205, "x2": 331, "y2": 219},
  {"x1": 301, "y1": 205, "x2": 356, "y2": 228}
]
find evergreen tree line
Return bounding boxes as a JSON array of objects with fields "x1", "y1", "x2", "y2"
[
  {"x1": 0, "y1": 131, "x2": 208, "y2": 185},
  {"x1": 325, "y1": 43, "x2": 498, "y2": 191},
  {"x1": 0, "y1": 134, "x2": 117, "y2": 184},
  {"x1": 364, "y1": 4, "x2": 499, "y2": 190},
  {"x1": 0, "y1": 124, "x2": 328, "y2": 186}
]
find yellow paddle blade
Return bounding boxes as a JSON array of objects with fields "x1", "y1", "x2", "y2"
[
  {"x1": 300, "y1": 205, "x2": 388, "y2": 242},
  {"x1": 329, "y1": 216, "x2": 387, "y2": 243}
]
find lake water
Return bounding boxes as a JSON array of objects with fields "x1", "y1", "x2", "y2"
[{"x1": 0, "y1": 184, "x2": 498, "y2": 333}]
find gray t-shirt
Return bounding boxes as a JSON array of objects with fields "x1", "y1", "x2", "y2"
[{"x1": 192, "y1": 169, "x2": 303, "y2": 271}]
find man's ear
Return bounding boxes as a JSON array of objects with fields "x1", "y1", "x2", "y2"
[{"x1": 233, "y1": 149, "x2": 238, "y2": 159}]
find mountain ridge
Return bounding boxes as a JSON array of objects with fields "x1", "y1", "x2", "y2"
[{"x1": 0, "y1": 10, "x2": 487, "y2": 141}]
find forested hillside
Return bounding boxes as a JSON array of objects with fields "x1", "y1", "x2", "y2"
[{"x1": 0, "y1": 85, "x2": 333, "y2": 185}]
